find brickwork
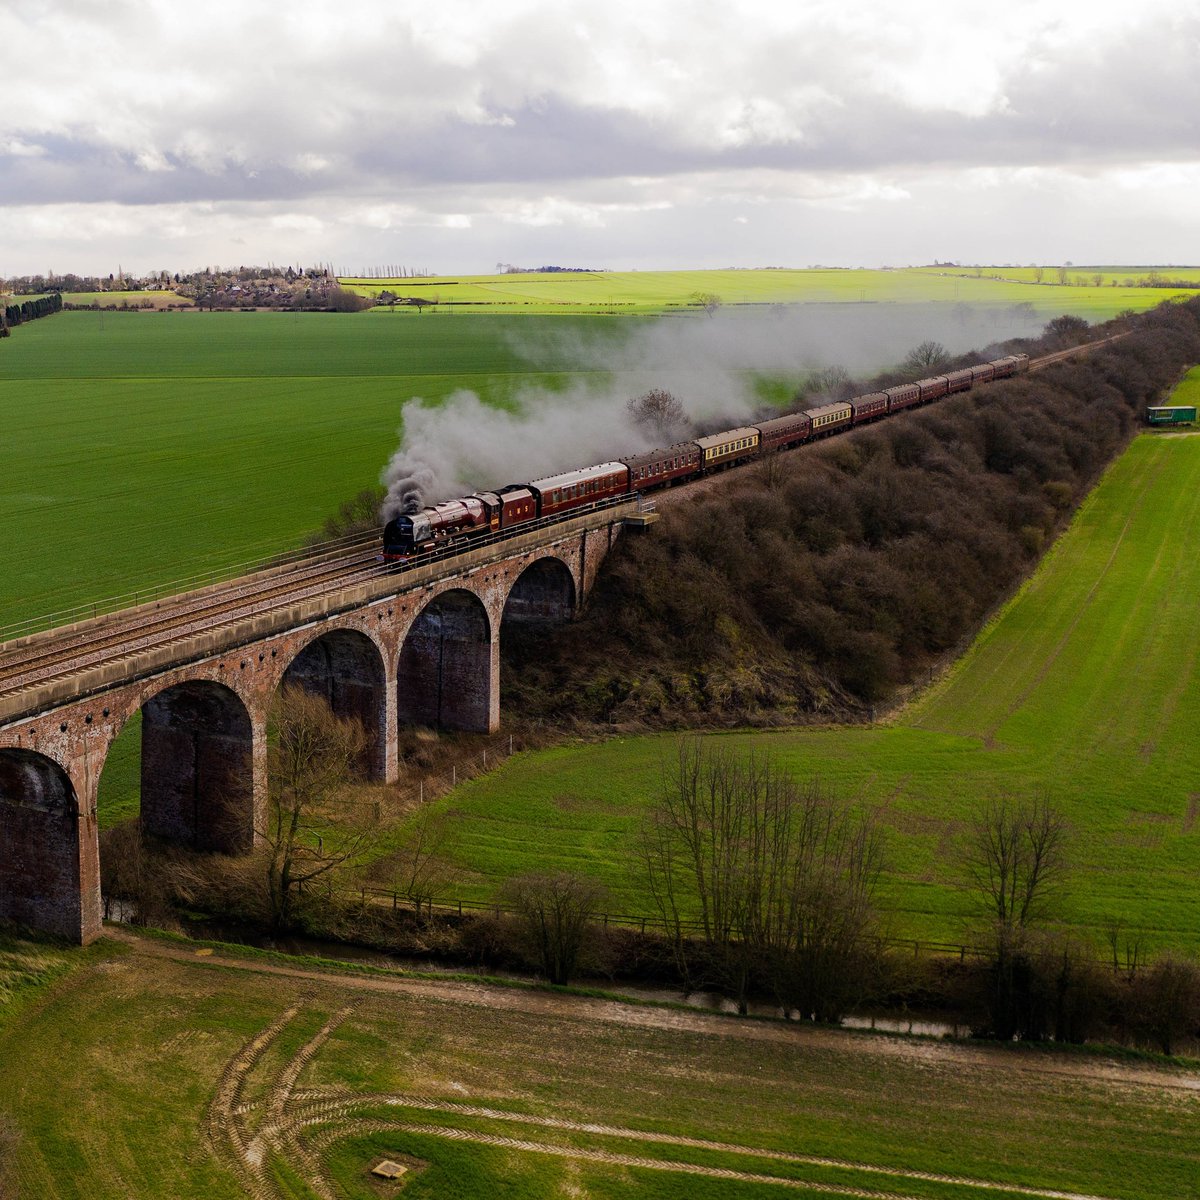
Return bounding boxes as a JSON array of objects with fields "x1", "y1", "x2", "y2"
[
  {"x1": 141, "y1": 682, "x2": 254, "y2": 853},
  {"x1": 0, "y1": 519, "x2": 629, "y2": 943}
]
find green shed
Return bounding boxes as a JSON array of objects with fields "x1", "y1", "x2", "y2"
[{"x1": 1147, "y1": 406, "x2": 1198, "y2": 426}]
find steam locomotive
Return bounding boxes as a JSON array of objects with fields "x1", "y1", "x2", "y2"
[{"x1": 382, "y1": 353, "x2": 1030, "y2": 559}]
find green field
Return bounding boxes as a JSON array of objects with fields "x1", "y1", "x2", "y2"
[
  {"x1": 931, "y1": 265, "x2": 1200, "y2": 289},
  {"x1": 402, "y1": 423, "x2": 1200, "y2": 953},
  {"x1": 1, "y1": 930, "x2": 1195, "y2": 1199},
  {"x1": 343, "y1": 266, "x2": 1199, "y2": 318}
]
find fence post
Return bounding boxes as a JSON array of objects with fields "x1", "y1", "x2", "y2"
[
  {"x1": 419, "y1": 779, "x2": 423, "y2": 805},
  {"x1": 483, "y1": 749, "x2": 487, "y2": 769},
  {"x1": 452, "y1": 764, "x2": 456, "y2": 787}
]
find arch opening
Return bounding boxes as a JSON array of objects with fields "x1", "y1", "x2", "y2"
[
  {"x1": 502, "y1": 557, "x2": 576, "y2": 626},
  {"x1": 397, "y1": 589, "x2": 493, "y2": 732},
  {"x1": 278, "y1": 629, "x2": 387, "y2": 780},
  {"x1": 140, "y1": 681, "x2": 254, "y2": 853},
  {"x1": 0, "y1": 748, "x2": 85, "y2": 937},
  {"x1": 499, "y1": 557, "x2": 577, "y2": 708}
]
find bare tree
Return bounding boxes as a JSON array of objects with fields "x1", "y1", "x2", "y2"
[
  {"x1": 963, "y1": 795, "x2": 1068, "y2": 1039},
  {"x1": 264, "y1": 687, "x2": 370, "y2": 931},
  {"x1": 800, "y1": 365, "x2": 856, "y2": 404},
  {"x1": 98, "y1": 820, "x2": 175, "y2": 927},
  {"x1": 692, "y1": 291, "x2": 722, "y2": 317},
  {"x1": 626, "y1": 388, "x2": 688, "y2": 443},
  {"x1": 965, "y1": 795, "x2": 1067, "y2": 930},
  {"x1": 501, "y1": 871, "x2": 608, "y2": 986},
  {"x1": 644, "y1": 740, "x2": 882, "y2": 1019},
  {"x1": 902, "y1": 340, "x2": 949, "y2": 375}
]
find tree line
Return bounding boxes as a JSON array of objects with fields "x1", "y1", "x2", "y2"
[
  {"x1": 503, "y1": 302, "x2": 1200, "y2": 726},
  {"x1": 1, "y1": 291, "x2": 62, "y2": 336},
  {"x1": 98, "y1": 691, "x2": 1200, "y2": 1053}
]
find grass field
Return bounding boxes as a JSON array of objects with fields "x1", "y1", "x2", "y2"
[
  {"x1": 397, "y1": 420, "x2": 1200, "y2": 953},
  {"x1": 1, "y1": 930, "x2": 1196, "y2": 1199},
  {"x1": 342, "y1": 266, "x2": 1199, "y2": 318}
]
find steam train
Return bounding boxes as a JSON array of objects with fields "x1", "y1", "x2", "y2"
[{"x1": 382, "y1": 353, "x2": 1030, "y2": 559}]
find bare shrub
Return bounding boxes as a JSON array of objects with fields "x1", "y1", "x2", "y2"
[
  {"x1": 500, "y1": 871, "x2": 608, "y2": 986},
  {"x1": 1123, "y1": 956, "x2": 1200, "y2": 1055}
]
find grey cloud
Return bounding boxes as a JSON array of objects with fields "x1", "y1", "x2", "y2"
[{"x1": 3, "y1": 9, "x2": 1199, "y2": 208}]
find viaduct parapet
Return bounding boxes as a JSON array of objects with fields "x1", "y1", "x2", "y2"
[{"x1": 0, "y1": 502, "x2": 641, "y2": 943}]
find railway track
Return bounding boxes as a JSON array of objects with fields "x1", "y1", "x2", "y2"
[
  {"x1": 0, "y1": 548, "x2": 387, "y2": 699},
  {"x1": 0, "y1": 335, "x2": 1123, "y2": 709}
]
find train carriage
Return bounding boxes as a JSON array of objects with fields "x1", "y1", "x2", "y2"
[
  {"x1": 754, "y1": 411, "x2": 812, "y2": 451},
  {"x1": 970, "y1": 363, "x2": 996, "y2": 385},
  {"x1": 622, "y1": 443, "x2": 702, "y2": 490},
  {"x1": 850, "y1": 393, "x2": 888, "y2": 424},
  {"x1": 990, "y1": 355, "x2": 1025, "y2": 378},
  {"x1": 805, "y1": 401, "x2": 853, "y2": 437},
  {"x1": 943, "y1": 368, "x2": 975, "y2": 394},
  {"x1": 694, "y1": 427, "x2": 761, "y2": 469},
  {"x1": 882, "y1": 383, "x2": 920, "y2": 413},
  {"x1": 917, "y1": 376, "x2": 949, "y2": 403},
  {"x1": 527, "y1": 462, "x2": 630, "y2": 518}
]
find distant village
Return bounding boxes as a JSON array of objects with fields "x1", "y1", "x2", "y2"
[{"x1": 0, "y1": 265, "x2": 373, "y2": 311}]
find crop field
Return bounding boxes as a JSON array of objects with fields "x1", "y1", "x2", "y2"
[
  {"x1": 931, "y1": 265, "x2": 1200, "y2": 289},
  {"x1": 0, "y1": 929, "x2": 1196, "y2": 1199},
  {"x1": 403, "y1": 422, "x2": 1200, "y2": 953},
  {"x1": 342, "y1": 267, "x2": 1198, "y2": 318}
]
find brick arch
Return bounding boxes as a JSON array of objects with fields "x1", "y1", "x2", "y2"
[
  {"x1": 397, "y1": 588, "x2": 494, "y2": 732},
  {"x1": 277, "y1": 627, "x2": 388, "y2": 780},
  {"x1": 0, "y1": 748, "x2": 89, "y2": 939},
  {"x1": 501, "y1": 555, "x2": 578, "y2": 625},
  {"x1": 139, "y1": 680, "x2": 254, "y2": 853}
]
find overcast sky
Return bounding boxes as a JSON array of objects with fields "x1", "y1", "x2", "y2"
[{"x1": 2, "y1": 0, "x2": 1197, "y2": 277}]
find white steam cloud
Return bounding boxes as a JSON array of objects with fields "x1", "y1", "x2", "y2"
[{"x1": 381, "y1": 303, "x2": 1046, "y2": 517}]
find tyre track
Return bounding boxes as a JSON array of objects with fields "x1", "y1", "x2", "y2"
[{"x1": 207, "y1": 1000, "x2": 1123, "y2": 1200}]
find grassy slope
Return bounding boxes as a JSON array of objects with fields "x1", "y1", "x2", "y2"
[
  {"x1": 342, "y1": 266, "x2": 1198, "y2": 318},
  {"x1": 0, "y1": 934, "x2": 1195, "y2": 1199},
  {"x1": 415, "y1": 421, "x2": 1200, "y2": 951}
]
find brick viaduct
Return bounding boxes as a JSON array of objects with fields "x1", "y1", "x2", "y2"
[{"x1": 0, "y1": 504, "x2": 640, "y2": 945}]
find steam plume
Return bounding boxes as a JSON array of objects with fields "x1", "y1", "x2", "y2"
[{"x1": 381, "y1": 303, "x2": 1043, "y2": 517}]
